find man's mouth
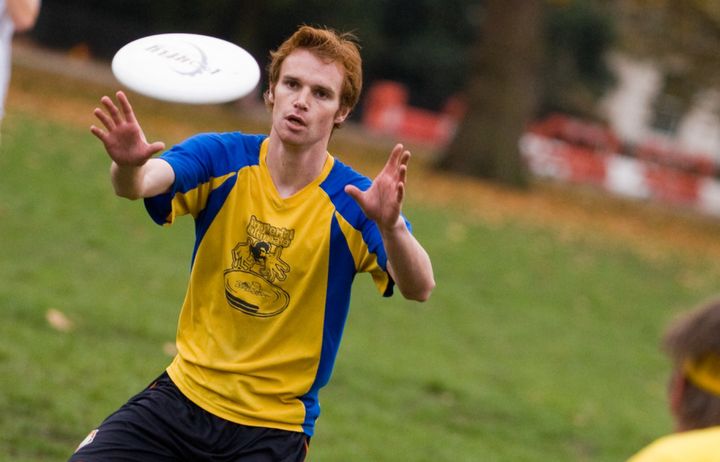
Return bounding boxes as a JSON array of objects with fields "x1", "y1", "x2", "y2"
[{"x1": 286, "y1": 114, "x2": 306, "y2": 127}]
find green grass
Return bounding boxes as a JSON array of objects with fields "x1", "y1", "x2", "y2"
[{"x1": 2, "y1": 111, "x2": 719, "y2": 461}]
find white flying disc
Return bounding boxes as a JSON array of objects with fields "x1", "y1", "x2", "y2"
[{"x1": 111, "y1": 33, "x2": 260, "y2": 104}]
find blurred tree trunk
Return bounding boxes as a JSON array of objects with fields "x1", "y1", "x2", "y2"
[{"x1": 436, "y1": 0, "x2": 544, "y2": 187}]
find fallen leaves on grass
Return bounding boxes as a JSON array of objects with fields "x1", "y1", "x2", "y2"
[{"x1": 46, "y1": 308, "x2": 74, "y2": 333}]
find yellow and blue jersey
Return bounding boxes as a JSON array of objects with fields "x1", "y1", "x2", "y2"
[
  {"x1": 627, "y1": 426, "x2": 720, "y2": 461},
  {"x1": 144, "y1": 132, "x2": 404, "y2": 436}
]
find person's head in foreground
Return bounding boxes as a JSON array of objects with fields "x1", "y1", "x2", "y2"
[
  {"x1": 627, "y1": 297, "x2": 720, "y2": 461},
  {"x1": 664, "y1": 297, "x2": 720, "y2": 431}
]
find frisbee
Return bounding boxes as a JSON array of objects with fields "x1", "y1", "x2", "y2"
[{"x1": 111, "y1": 33, "x2": 260, "y2": 104}]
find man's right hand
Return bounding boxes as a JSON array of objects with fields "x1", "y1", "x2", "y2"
[
  {"x1": 90, "y1": 91, "x2": 165, "y2": 167},
  {"x1": 90, "y1": 91, "x2": 174, "y2": 200}
]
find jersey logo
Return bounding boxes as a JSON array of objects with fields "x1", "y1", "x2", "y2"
[{"x1": 224, "y1": 216, "x2": 293, "y2": 317}]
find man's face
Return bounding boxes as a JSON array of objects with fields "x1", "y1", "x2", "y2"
[{"x1": 267, "y1": 49, "x2": 349, "y2": 149}]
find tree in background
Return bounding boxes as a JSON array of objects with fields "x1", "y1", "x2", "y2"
[
  {"x1": 437, "y1": 0, "x2": 615, "y2": 187},
  {"x1": 436, "y1": 0, "x2": 544, "y2": 187}
]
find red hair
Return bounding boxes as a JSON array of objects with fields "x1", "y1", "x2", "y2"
[{"x1": 264, "y1": 25, "x2": 363, "y2": 127}]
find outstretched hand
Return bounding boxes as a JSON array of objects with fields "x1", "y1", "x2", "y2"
[
  {"x1": 90, "y1": 91, "x2": 165, "y2": 166},
  {"x1": 345, "y1": 143, "x2": 411, "y2": 232}
]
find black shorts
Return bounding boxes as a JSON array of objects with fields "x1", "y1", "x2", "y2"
[{"x1": 68, "y1": 372, "x2": 309, "y2": 462}]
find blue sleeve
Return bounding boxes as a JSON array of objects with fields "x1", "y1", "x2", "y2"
[{"x1": 144, "y1": 132, "x2": 265, "y2": 225}]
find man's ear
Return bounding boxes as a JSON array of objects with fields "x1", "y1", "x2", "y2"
[
  {"x1": 265, "y1": 88, "x2": 275, "y2": 105},
  {"x1": 334, "y1": 106, "x2": 350, "y2": 125}
]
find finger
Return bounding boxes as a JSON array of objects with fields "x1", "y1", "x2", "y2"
[
  {"x1": 395, "y1": 150, "x2": 411, "y2": 182},
  {"x1": 378, "y1": 144, "x2": 403, "y2": 178},
  {"x1": 101, "y1": 95, "x2": 123, "y2": 126},
  {"x1": 89, "y1": 124, "x2": 107, "y2": 141},
  {"x1": 344, "y1": 184, "x2": 362, "y2": 201},
  {"x1": 398, "y1": 163, "x2": 408, "y2": 185},
  {"x1": 344, "y1": 184, "x2": 369, "y2": 210},
  {"x1": 93, "y1": 107, "x2": 114, "y2": 130},
  {"x1": 399, "y1": 149, "x2": 411, "y2": 167},
  {"x1": 116, "y1": 91, "x2": 137, "y2": 124},
  {"x1": 146, "y1": 141, "x2": 166, "y2": 156},
  {"x1": 396, "y1": 182, "x2": 405, "y2": 204},
  {"x1": 389, "y1": 143, "x2": 404, "y2": 167}
]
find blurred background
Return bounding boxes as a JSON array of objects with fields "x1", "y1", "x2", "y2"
[
  {"x1": 5, "y1": 1, "x2": 720, "y2": 461},
  {"x1": 22, "y1": 0, "x2": 720, "y2": 215}
]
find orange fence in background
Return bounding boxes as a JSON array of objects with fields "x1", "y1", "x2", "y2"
[{"x1": 361, "y1": 80, "x2": 720, "y2": 217}]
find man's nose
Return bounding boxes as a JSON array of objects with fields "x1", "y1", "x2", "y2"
[{"x1": 293, "y1": 88, "x2": 310, "y2": 110}]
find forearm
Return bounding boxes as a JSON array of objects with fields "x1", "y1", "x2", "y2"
[
  {"x1": 110, "y1": 162, "x2": 145, "y2": 200},
  {"x1": 110, "y1": 158, "x2": 173, "y2": 200},
  {"x1": 6, "y1": 0, "x2": 41, "y2": 32},
  {"x1": 381, "y1": 218, "x2": 435, "y2": 302}
]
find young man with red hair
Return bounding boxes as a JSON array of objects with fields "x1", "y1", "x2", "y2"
[{"x1": 71, "y1": 25, "x2": 434, "y2": 461}]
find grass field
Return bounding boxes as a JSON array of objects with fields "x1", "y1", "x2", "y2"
[{"x1": 3, "y1": 57, "x2": 720, "y2": 461}]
